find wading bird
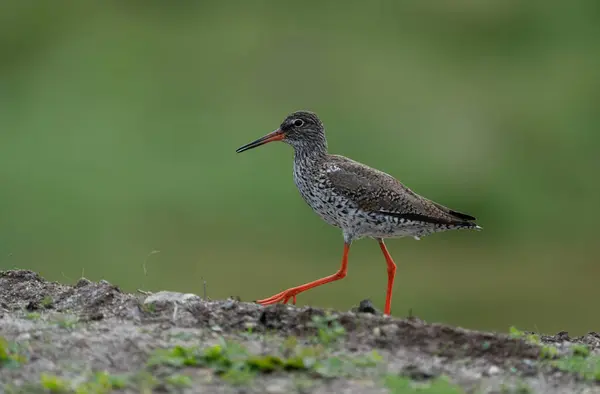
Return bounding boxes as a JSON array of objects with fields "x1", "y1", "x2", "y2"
[{"x1": 236, "y1": 111, "x2": 480, "y2": 315}]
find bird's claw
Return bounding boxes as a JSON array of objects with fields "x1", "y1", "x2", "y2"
[{"x1": 257, "y1": 289, "x2": 298, "y2": 306}]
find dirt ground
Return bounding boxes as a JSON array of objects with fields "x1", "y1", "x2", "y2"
[{"x1": 1, "y1": 270, "x2": 599, "y2": 393}]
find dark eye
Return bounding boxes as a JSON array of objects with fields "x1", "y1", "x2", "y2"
[{"x1": 293, "y1": 119, "x2": 304, "y2": 127}]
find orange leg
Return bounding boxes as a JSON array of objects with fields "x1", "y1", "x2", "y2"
[
  {"x1": 378, "y1": 239, "x2": 396, "y2": 316},
  {"x1": 257, "y1": 243, "x2": 350, "y2": 306}
]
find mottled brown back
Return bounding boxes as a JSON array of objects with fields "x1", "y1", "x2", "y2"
[{"x1": 325, "y1": 155, "x2": 476, "y2": 226}]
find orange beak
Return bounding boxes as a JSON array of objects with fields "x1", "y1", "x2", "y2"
[{"x1": 236, "y1": 129, "x2": 285, "y2": 153}]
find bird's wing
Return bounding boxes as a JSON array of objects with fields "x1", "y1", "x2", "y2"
[{"x1": 325, "y1": 155, "x2": 476, "y2": 225}]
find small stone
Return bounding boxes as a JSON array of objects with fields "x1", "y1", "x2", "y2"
[
  {"x1": 380, "y1": 324, "x2": 399, "y2": 337},
  {"x1": 86, "y1": 312, "x2": 104, "y2": 321},
  {"x1": 265, "y1": 379, "x2": 288, "y2": 393},
  {"x1": 556, "y1": 331, "x2": 569, "y2": 340},
  {"x1": 99, "y1": 279, "x2": 111, "y2": 286},
  {"x1": 222, "y1": 299, "x2": 236, "y2": 310},
  {"x1": 487, "y1": 365, "x2": 501, "y2": 375},
  {"x1": 144, "y1": 291, "x2": 201, "y2": 306},
  {"x1": 75, "y1": 278, "x2": 92, "y2": 288},
  {"x1": 16, "y1": 333, "x2": 31, "y2": 341},
  {"x1": 357, "y1": 299, "x2": 378, "y2": 314},
  {"x1": 244, "y1": 322, "x2": 257, "y2": 331},
  {"x1": 403, "y1": 364, "x2": 436, "y2": 381},
  {"x1": 373, "y1": 327, "x2": 382, "y2": 337}
]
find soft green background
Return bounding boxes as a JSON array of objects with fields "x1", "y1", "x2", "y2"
[{"x1": 1, "y1": 2, "x2": 599, "y2": 335}]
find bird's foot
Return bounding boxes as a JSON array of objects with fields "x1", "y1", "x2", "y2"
[{"x1": 257, "y1": 289, "x2": 298, "y2": 306}]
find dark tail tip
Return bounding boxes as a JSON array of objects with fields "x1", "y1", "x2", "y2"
[{"x1": 449, "y1": 209, "x2": 476, "y2": 221}]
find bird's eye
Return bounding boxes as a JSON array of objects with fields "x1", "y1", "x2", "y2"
[{"x1": 293, "y1": 119, "x2": 304, "y2": 127}]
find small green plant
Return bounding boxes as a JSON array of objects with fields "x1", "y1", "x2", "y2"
[
  {"x1": 141, "y1": 303, "x2": 156, "y2": 314},
  {"x1": 572, "y1": 344, "x2": 590, "y2": 358},
  {"x1": 55, "y1": 316, "x2": 78, "y2": 329},
  {"x1": 515, "y1": 380, "x2": 533, "y2": 393},
  {"x1": 74, "y1": 371, "x2": 128, "y2": 393},
  {"x1": 25, "y1": 312, "x2": 41, "y2": 320},
  {"x1": 310, "y1": 314, "x2": 346, "y2": 345},
  {"x1": 508, "y1": 326, "x2": 540, "y2": 344},
  {"x1": 540, "y1": 345, "x2": 559, "y2": 360},
  {"x1": 553, "y1": 354, "x2": 600, "y2": 381},
  {"x1": 41, "y1": 296, "x2": 54, "y2": 308},
  {"x1": 131, "y1": 371, "x2": 159, "y2": 393},
  {"x1": 166, "y1": 373, "x2": 192, "y2": 388},
  {"x1": 385, "y1": 374, "x2": 464, "y2": 393},
  {"x1": 148, "y1": 337, "x2": 381, "y2": 385},
  {"x1": 500, "y1": 380, "x2": 533, "y2": 393},
  {"x1": 352, "y1": 350, "x2": 383, "y2": 367},
  {"x1": 0, "y1": 337, "x2": 26, "y2": 368},
  {"x1": 40, "y1": 374, "x2": 70, "y2": 393}
]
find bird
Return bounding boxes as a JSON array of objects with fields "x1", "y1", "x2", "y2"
[{"x1": 235, "y1": 110, "x2": 481, "y2": 315}]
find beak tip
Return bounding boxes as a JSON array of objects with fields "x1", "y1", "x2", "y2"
[{"x1": 236, "y1": 129, "x2": 283, "y2": 155}]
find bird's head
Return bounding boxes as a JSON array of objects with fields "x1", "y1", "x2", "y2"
[{"x1": 236, "y1": 110, "x2": 326, "y2": 153}]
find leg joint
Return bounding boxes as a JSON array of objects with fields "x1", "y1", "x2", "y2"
[{"x1": 387, "y1": 263, "x2": 396, "y2": 276}]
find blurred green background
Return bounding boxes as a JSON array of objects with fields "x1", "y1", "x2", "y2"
[{"x1": 1, "y1": 1, "x2": 599, "y2": 335}]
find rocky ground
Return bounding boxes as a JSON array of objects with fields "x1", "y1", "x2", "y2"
[{"x1": 1, "y1": 270, "x2": 599, "y2": 393}]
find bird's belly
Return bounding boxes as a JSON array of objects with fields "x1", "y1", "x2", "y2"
[
  {"x1": 294, "y1": 178, "x2": 441, "y2": 239},
  {"x1": 323, "y1": 207, "x2": 440, "y2": 240}
]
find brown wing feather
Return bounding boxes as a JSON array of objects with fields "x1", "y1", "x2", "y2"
[{"x1": 325, "y1": 155, "x2": 476, "y2": 225}]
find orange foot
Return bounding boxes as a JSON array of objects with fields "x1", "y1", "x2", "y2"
[
  {"x1": 257, "y1": 289, "x2": 298, "y2": 306},
  {"x1": 256, "y1": 243, "x2": 350, "y2": 309}
]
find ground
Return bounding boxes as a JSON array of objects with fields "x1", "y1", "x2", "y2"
[{"x1": 1, "y1": 270, "x2": 599, "y2": 393}]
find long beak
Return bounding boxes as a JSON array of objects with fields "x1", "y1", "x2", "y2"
[{"x1": 235, "y1": 129, "x2": 285, "y2": 153}]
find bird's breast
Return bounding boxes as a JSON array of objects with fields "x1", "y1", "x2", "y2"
[{"x1": 292, "y1": 165, "x2": 360, "y2": 229}]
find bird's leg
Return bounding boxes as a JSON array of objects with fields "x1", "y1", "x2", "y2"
[
  {"x1": 377, "y1": 239, "x2": 396, "y2": 316},
  {"x1": 256, "y1": 243, "x2": 350, "y2": 306}
]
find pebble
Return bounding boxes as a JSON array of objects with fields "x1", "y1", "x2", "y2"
[
  {"x1": 16, "y1": 333, "x2": 31, "y2": 341},
  {"x1": 487, "y1": 365, "x2": 501, "y2": 375},
  {"x1": 75, "y1": 278, "x2": 92, "y2": 288},
  {"x1": 265, "y1": 379, "x2": 288, "y2": 393},
  {"x1": 381, "y1": 323, "x2": 400, "y2": 337},
  {"x1": 144, "y1": 291, "x2": 201, "y2": 306}
]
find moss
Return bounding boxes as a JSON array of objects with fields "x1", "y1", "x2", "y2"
[
  {"x1": 40, "y1": 374, "x2": 70, "y2": 393},
  {"x1": 246, "y1": 355, "x2": 284, "y2": 372},
  {"x1": 75, "y1": 371, "x2": 128, "y2": 393},
  {"x1": 571, "y1": 344, "x2": 590, "y2": 358},
  {"x1": 148, "y1": 336, "x2": 382, "y2": 385},
  {"x1": 41, "y1": 296, "x2": 54, "y2": 309}
]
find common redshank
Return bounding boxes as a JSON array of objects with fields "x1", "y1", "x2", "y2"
[{"x1": 236, "y1": 111, "x2": 480, "y2": 315}]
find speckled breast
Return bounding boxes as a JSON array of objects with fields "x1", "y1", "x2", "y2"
[{"x1": 293, "y1": 169, "x2": 349, "y2": 229}]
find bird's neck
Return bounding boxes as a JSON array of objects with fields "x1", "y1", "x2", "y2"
[{"x1": 292, "y1": 138, "x2": 328, "y2": 168}]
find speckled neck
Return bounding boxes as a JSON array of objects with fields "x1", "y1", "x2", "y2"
[{"x1": 291, "y1": 135, "x2": 328, "y2": 168}]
